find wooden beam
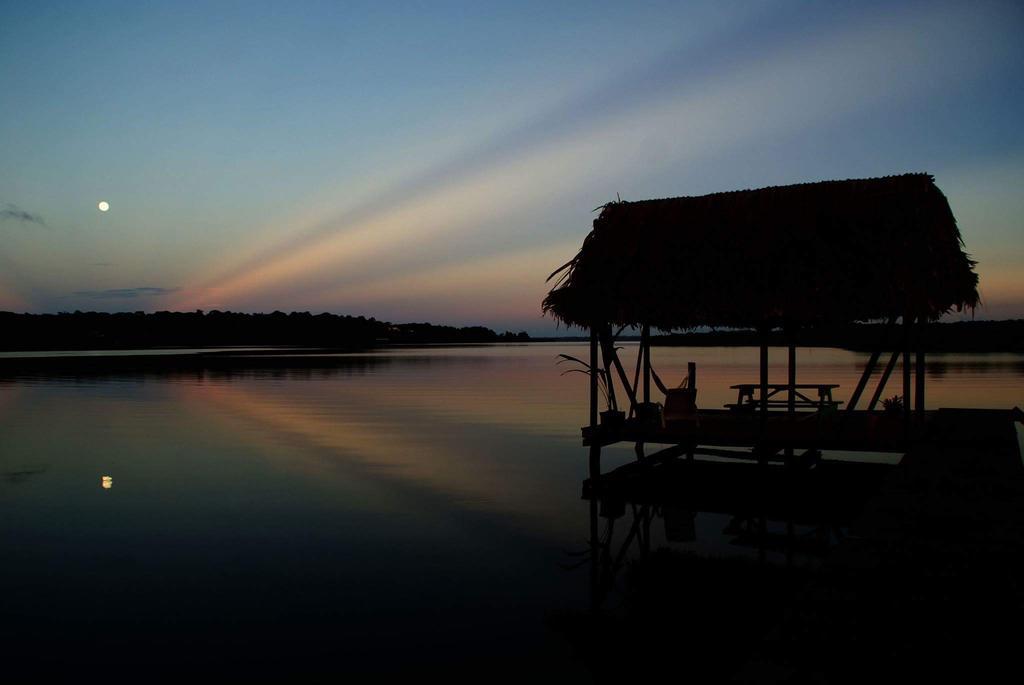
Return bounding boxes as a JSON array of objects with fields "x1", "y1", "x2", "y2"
[
  {"x1": 759, "y1": 333, "x2": 769, "y2": 417},
  {"x1": 642, "y1": 323, "x2": 651, "y2": 404},
  {"x1": 902, "y1": 314, "x2": 912, "y2": 424},
  {"x1": 598, "y1": 328, "x2": 618, "y2": 412},
  {"x1": 590, "y1": 325, "x2": 599, "y2": 430},
  {"x1": 759, "y1": 327, "x2": 769, "y2": 445},
  {"x1": 632, "y1": 336, "x2": 643, "y2": 411},
  {"x1": 787, "y1": 344, "x2": 796, "y2": 415},
  {"x1": 785, "y1": 326, "x2": 796, "y2": 457},
  {"x1": 603, "y1": 336, "x2": 638, "y2": 413},
  {"x1": 868, "y1": 350, "x2": 900, "y2": 411},
  {"x1": 846, "y1": 348, "x2": 882, "y2": 413},
  {"x1": 589, "y1": 325, "x2": 601, "y2": 481},
  {"x1": 915, "y1": 317, "x2": 926, "y2": 416},
  {"x1": 846, "y1": 318, "x2": 893, "y2": 414}
]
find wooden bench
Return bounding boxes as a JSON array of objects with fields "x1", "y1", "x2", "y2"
[{"x1": 726, "y1": 383, "x2": 841, "y2": 412}]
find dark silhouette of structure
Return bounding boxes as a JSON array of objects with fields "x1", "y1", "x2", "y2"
[
  {"x1": 545, "y1": 175, "x2": 1024, "y2": 681},
  {"x1": 543, "y1": 174, "x2": 982, "y2": 473}
]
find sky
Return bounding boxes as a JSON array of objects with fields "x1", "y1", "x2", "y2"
[{"x1": 1, "y1": 0, "x2": 1022, "y2": 334}]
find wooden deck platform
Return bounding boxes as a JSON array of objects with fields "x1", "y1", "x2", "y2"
[{"x1": 583, "y1": 408, "x2": 920, "y2": 453}]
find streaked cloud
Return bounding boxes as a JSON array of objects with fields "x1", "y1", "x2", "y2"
[{"x1": 303, "y1": 241, "x2": 581, "y2": 325}]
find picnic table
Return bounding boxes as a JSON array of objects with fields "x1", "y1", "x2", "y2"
[{"x1": 726, "y1": 383, "x2": 841, "y2": 412}]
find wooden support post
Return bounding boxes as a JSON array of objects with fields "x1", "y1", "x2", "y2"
[
  {"x1": 631, "y1": 324, "x2": 652, "y2": 462},
  {"x1": 687, "y1": 361, "x2": 697, "y2": 461},
  {"x1": 759, "y1": 333, "x2": 769, "y2": 416},
  {"x1": 598, "y1": 329, "x2": 618, "y2": 413},
  {"x1": 632, "y1": 340, "x2": 643, "y2": 404},
  {"x1": 590, "y1": 326, "x2": 599, "y2": 432},
  {"x1": 602, "y1": 333, "x2": 637, "y2": 413},
  {"x1": 787, "y1": 344, "x2": 796, "y2": 415},
  {"x1": 641, "y1": 323, "x2": 651, "y2": 405},
  {"x1": 781, "y1": 324, "x2": 796, "y2": 457},
  {"x1": 915, "y1": 317, "x2": 926, "y2": 418},
  {"x1": 785, "y1": 340, "x2": 796, "y2": 459},
  {"x1": 759, "y1": 327, "x2": 769, "y2": 445},
  {"x1": 902, "y1": 314, "x2": 912, "y2": 426},
  {"x1": 589, "y1": 325, "x2": 601, "y2": 480}
]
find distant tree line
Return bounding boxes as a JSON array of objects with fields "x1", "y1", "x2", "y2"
[
  {"x1": 651, "y1": 320, "x2": 1024, "y2": 352},
  {"x1": 0, "y1": 310, "x2": 530, "y2": 351}
]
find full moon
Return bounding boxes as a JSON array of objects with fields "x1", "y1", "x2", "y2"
[{"x1": 98, "y1": 201, "x2": 110, "y2": 212}]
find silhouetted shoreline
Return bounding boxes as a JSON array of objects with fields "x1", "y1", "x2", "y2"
[
  {"x1": 3, "y1": 312, "x2": 1022, "y2": 357},
  {"x1": 0, "y1": 310, "x2": 530, "y2": 352}
]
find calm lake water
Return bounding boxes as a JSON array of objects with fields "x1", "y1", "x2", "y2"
[{"x1": 1, "y1": 343, "x2": 1022, "y2": 680}]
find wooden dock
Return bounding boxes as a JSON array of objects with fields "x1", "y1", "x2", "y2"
[
  {"x1": 581, "y1": 407, "x2": 1024, "y2": 682},
  {"x1": 583, "y1": 409, "x2": 919, "y2": 453}
]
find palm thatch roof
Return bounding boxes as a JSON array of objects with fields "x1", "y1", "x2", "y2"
[{"x1": 543, "y1": 174, "x2": 979, "y2": 330}]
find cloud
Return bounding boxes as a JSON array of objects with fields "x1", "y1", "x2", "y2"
[
  {"x1": 0, "y1": 203, "x2": 46, "y2": 227},
  {"x1": 72, "y1": 287, "x2": 180, "y2": 299}
]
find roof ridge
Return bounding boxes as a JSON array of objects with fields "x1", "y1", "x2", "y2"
[{"x1": 609, "y1": 173, "x2": 934, "y2": 206}]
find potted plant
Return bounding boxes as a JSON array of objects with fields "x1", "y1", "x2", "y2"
[
  {"x1": 557, "y1": 353, "x2": 625, "y2": 426},
  {"x1": 863, "y1": 394, "x2": 904, "y2": 440},
  {"x1": 882, "y1": 394, "x2": 904, "y2": 413}
]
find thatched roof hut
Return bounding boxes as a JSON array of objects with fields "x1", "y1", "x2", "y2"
[{"x1": 544, "y1": 174, "x2": 979, "y2": 331}]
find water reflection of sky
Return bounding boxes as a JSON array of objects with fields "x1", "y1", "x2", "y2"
[{"x1": 0, "y1": 344, "x2": 1021, "y2": 678}]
